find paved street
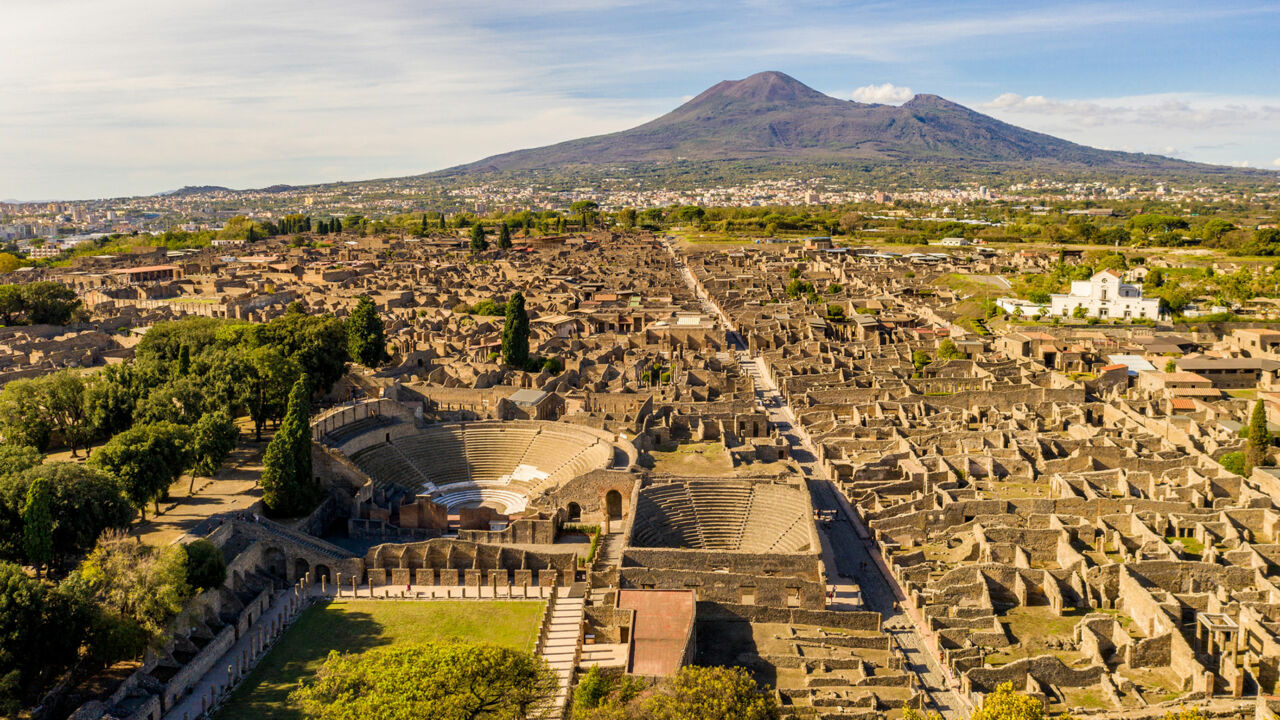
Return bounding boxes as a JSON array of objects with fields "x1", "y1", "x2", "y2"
[{"x1": 669, "y1": 242, "x2": 967, "y2": 718}]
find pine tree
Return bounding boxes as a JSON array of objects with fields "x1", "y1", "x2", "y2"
[
  {"x1": 419, "y1": 213, "x2": 429, "y2": 235},
  {"x1": 22, "y1": 475, "x2": 53, "y2": 577},
  {"x1": 346, "y1": 295, "x2": 389, "y2": 367},
  {"x1": 260, "y1": 374, "x2": 320, "y2": 516},
  {"x1": 333, "y1": 217, "x2": 343, "y2": 233},
  {"x1": 1247, "y1": 399, "x2": 1270, "y2": 472},
  {"x1": 470, "y1": 223, "x2": 488, "y2": 254},
  {"x1": 497, "y1": 222, "x2": 512, "y2": 249},
  {"x1": 502, "y1": 291, "x2": 530, "y2": 369},
  {"x1": 177, "y1": 344, "x2": 191, "y2": 376}
]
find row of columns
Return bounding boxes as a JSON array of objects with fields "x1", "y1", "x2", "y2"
[{"x1": 178, "y1": 577, "x2": 310, "y2": 720}]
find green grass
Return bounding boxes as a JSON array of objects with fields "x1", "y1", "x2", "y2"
[
  {"x1": 216, "y1": 600, "x2": 544, "y2": 720},
  {"x1": 1167, "y1": 536, "x2": 1205, "y2": 556}
]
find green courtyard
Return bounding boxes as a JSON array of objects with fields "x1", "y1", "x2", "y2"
[{"x1": 215, "y1": 599, "x2": 545, "y2": 720}]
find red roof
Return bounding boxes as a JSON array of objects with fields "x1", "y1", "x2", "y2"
[
  {"x1": 1100, "y1": 363, "x2": 1127, "y2": 371},
  {"x1": 1170, "y1": 398, "x2": 1196, "y2": 411}
]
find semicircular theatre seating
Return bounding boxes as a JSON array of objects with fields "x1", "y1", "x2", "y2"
[
  {"x1": 347, "y1": 422, "x2": 614, "y2": 513},
  {"x1": 631, "y1": 480, "x2": 811, "y2": 553}
]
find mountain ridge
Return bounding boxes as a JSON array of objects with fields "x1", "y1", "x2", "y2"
[{"x1": 437, "y1": 71, "x2": 1214, "y2": 177}]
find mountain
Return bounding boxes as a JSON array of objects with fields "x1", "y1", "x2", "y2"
[{"x1": 442, "y1": 71, "x2": 1207, "y2": 176}]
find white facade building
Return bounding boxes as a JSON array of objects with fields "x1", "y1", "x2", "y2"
[{"x1": 1050, "y1": 269, "x2": 1162, "y2": 320}]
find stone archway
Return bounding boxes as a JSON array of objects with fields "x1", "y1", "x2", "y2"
[
  {"x1": 294, "y1": 558, "x2": 310, "y2": 582},
  {"x1": 314, "y1": 564, "x2": 331, "y2": 584},
  {"x1": 264, "y1": 547, "x2": 287, "y2": 581},
  {"x1": 605, "y1": 490, "x2": 623, "y2": 520},
  {"x1": 566, "y1": 502, "x2": 582, "y2": 522}
]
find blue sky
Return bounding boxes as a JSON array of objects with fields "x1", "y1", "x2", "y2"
[{"x1": 3, "y1": 0, "x2": 1279, "y2": 200}]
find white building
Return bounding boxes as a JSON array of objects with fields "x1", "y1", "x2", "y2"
[
  {"x1": 995, "y1": 298, "x2": 1050, "y2": 317},
  {"x1": 1050, "y1": 269, "x2": 1162, "y2": 320}
]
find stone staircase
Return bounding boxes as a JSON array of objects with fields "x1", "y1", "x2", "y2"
[{"x1": 534, "y1": 588, "x2": 585, "y2": 718}]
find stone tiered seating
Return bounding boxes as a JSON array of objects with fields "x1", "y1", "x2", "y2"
[
  {"x1": 463, "y1": 427, "x2": 538, "y2": 482},
  {"x1": 393, "y1": 426, "x2": 470, "y2": 486},
  {"x1": 342, "y1": 421, "x2": 615, "y2": 514},
  {"x1": 630, "y1": 479, "x2": 811, "y2": 553}
]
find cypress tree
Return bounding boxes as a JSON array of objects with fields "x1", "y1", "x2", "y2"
[
  {"x1": 333, "y1": 217, "x2": 343, "y2": 233},
  {"x1": 497, "y1": 222, "x2": 512, "y2": 249},
  {"x1": 260, "y1": 374, "x2": 320, "y2": 516},
  {"x1": 22, "y1": 476, "x2": 53, "y2": 577},
  {"x1": 346, "y1": 295, "x2": 389, "y2": 367},
  {"x1": 502, "y1": 291, "x2": 530, "y2": 369},
  {"x1": 1247, "y1": 399, "x2": 1270, "y2": 472},
  {"x1": 470, "y1": 223, "x2": 488, "y2": 254}
]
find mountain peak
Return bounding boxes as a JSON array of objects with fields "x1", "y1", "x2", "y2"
[
  {"x1": 902, "y1": 93, "x2": 962, "y2": 110},
  {"x1": 682, "y1": 71, "x2": 829, "y2": 109},
  {"x1": 445, "y1": 72, "x2": 1206, "y2": 175}
]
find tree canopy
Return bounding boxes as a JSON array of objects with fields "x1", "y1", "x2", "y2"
[
  {"x1": 289, "y1": 641, "x2": 557, "y2": 720},
  {"x1": 502, "y1": 291, "x2": 530, "y2": 369},
  {"x1": 346, "y1": 295, "x2": 390, "y2": 367},
  {"x1": 260, "y1": 374, "x2": 320, "y2": 516},
  {"x1": 90, "y1": 422, "x2": 192, "y2": 519},
  {"x1": 0, "y1": 462, "x2": 132, "y2": 569}
]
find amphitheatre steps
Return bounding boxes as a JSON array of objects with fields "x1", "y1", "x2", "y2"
[
  {"x1": 632, "y1": 479, "x2": 812, "y2": 553},
  {"x1": 347, "y1": 421, "x2": 616, "y2": 515}
]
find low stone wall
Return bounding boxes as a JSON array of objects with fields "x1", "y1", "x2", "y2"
[{"x1": 696, "y1": 601, "x2": 883, "y2": 631}]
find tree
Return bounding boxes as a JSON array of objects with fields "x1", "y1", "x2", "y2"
[
  {"x1": 1247, "y1": 398, "x2": 1270, "y2": 472},
  {"x1": 69, "y1": 530, "x2": 190, "y2": 655},
  {"x1": 290, "y1": 641, "x2": 556, "y2": 720},
  {"x1": 912, "y1": 350, "x2": 931, "y2": 372},
  {"x1": 1219, "y1": 451, "x2": 1247, "y2": 477},
  {"x1": 470, "y1": 223, "x2": 488, "y2": 254},
  {"x1": 0, "y1": 252, "x2": 21, "y2": 274},
  {"x1": 85, "y1": 364, "x2": 142, "y2": 439},
  {"x1": 91, "y1": 422, "x2": 192, "y2": 519},
  {"x1": 617, "y1": 207, "x2": 637, "y2": 230},
  {"x1": 937, "y1": 338, "x2": 965, "y2": 360},
  {"x1": 570, "y1": 200, "x2": 600, "y2": 229},
  {"x1": 346, "y1": 295, "x2": 389, "y2": 367},
  {"x1": 0, "y1": 561, "x2": 92, "y2": 713},
  {"x1": 0, "y1": 463, "x2": 132, "y2": 567},
  {"x1": 1072, "y1": 306, "x2": 1088, "y2": 319},
  {"x1": 643, "y1": 666, "x2": 779, "y2": 720},
  {"x1": 970, "y1": 681, "x2": 1045, "y2": 720},
  {"x1": 260, "y1": 374, "x2": 320, "y2": 516},
  {"x1": 190, "y1": 411, "x2": 239, "y2": 486},
  {"x1": 501, "y1": 291, "x2": 530, "y2": 369},
  {"x1": 183, "y1": 538, "x2": 226, "y2": 592},
  {"x1": 0, "y1": 378, "x2": 53, "y2": 451},
  {"x1": 21, "y1": 476, "x2": 52, "y2": 577},
  {"x1": 244, "y1": 346, "x2": 297, "y2": 440},
  {"x1": 497, "y1": 222, "x2": 512, "y2": 249}
]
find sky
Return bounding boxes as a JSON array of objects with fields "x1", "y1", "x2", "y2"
[{"x1": 3, "y1": 0, "x2": 1279, "y2": 201}]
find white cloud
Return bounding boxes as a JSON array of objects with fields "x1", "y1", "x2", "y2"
[
  {"x1": 851, "y1": 83, "x2": 914, "y2": 105},
  {"x1": 977, "y1": 90, "x2": 1280, "y2": 167},
  {"x1": 1273, "y1": 158, "x2": 1280, "y2": 167}
]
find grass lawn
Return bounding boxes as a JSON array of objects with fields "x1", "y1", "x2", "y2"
[
  {"x1": 216, "y1": 600, "x2": 544, "y2": 720},
  {"x1": 650, "y1": 441, "x2": 735, "y2": 476}
]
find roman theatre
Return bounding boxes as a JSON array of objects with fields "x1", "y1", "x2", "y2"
[{"x1": 312, "y1": 399, "x2": 640, "y2": 534}]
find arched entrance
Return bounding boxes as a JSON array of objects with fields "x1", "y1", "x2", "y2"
[
  {"x1": 566, "y1": 502, "x2": 582, "y2": 522},
  {"x1": 264, "y1": 548, "x2": 287, "y2": 581},
  {"x1": 314, "y1": 564, "x2": 331, "y2": 584},
  {"x1": 294, "y1": 558, "x2": 310, "y2": 582},
  {"x1": 605, "y1": 490, "x2": 623, "y2": 520}
]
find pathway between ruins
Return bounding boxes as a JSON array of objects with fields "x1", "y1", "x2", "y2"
[{"x1": 669, "y1": 241, "x2": 968, "y2": 719}]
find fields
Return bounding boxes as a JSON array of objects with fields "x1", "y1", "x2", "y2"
[{"x1": 215, "y1": 600, "x2": 544, "y2": 720}]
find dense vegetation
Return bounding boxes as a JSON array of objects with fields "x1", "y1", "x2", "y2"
[{"x1": 0, "y1": 304, "x2": 376, "y2": 712}]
